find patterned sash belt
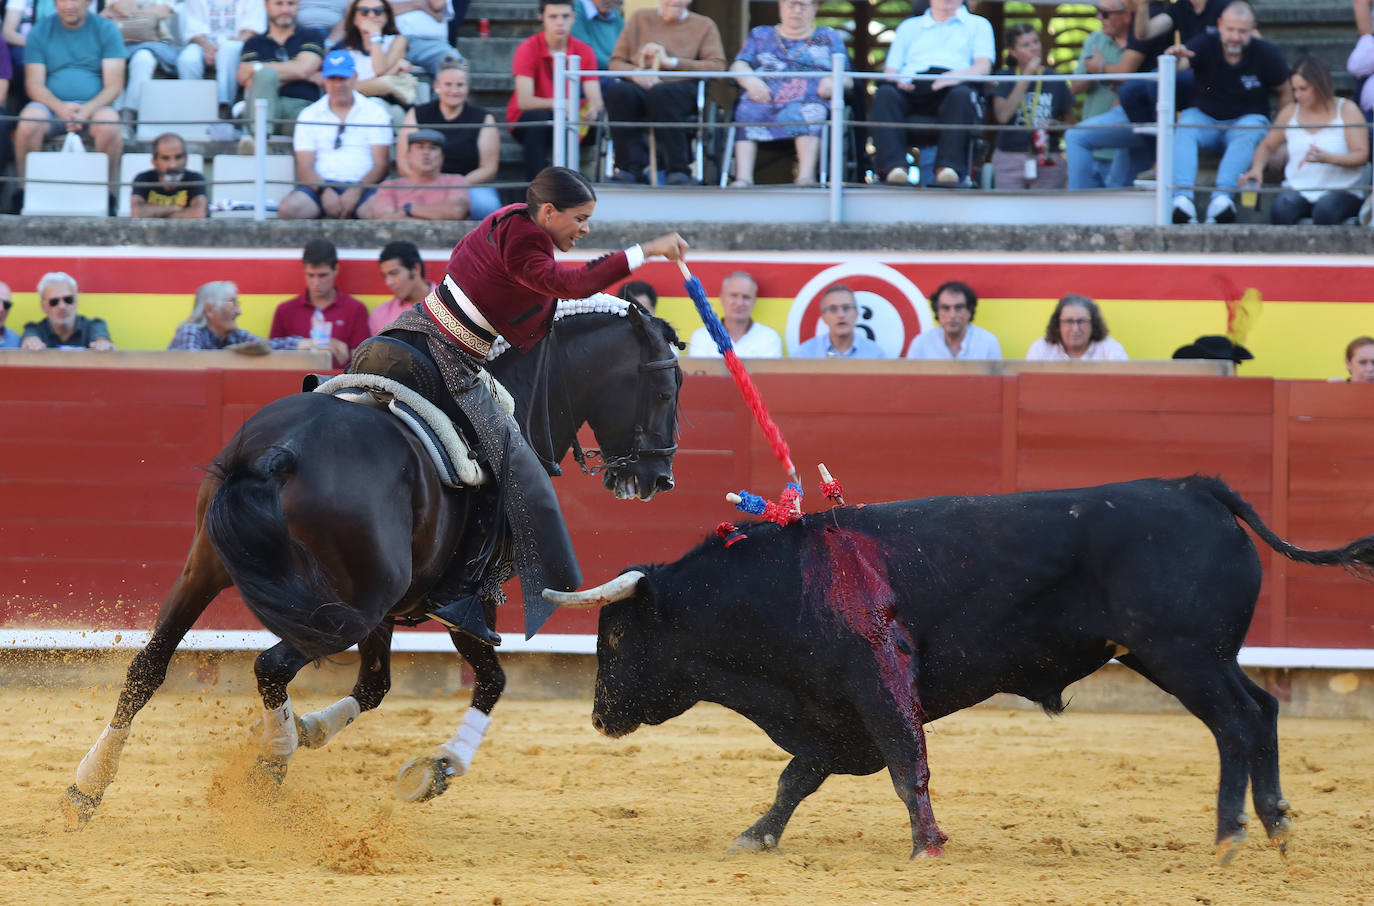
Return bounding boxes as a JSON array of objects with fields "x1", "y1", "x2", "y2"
[{"x1": 423, "y1": 274, "x2": 498, "y2": 358}]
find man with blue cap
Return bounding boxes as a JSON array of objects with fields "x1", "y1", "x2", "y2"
[{"x1": 279, "y1": 47, "x2": 395, "y2": 219}]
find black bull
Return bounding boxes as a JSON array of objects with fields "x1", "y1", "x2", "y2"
[{"x1": 551, "y1": 476, "x2": 1374, "y2": 861}]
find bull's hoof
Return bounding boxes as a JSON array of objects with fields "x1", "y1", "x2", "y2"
[
  {"x1": 726, "y1": 832, "x2": 778, "y2": 854},
  {"x1": 1215, "y1": 829, "x2": 1247, "y2": 866},
  {"x1": 912, "y1": 843, "x2": 945, "y2": 859},
  {"x1": 60, "y1": 784, "x2": 102, "y2": 830},
  {"x1": 395, "y1": 755, "x2": 457, "y2": 803},
  {"x1": 246, "y1": 756, "x2": 289, "y2": 791}
]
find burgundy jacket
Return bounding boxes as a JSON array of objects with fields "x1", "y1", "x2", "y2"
[{"x1": 445, "y1": 204, "x2": 632, "y2": 353}]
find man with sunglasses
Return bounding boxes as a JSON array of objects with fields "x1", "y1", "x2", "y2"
[
  {"x1": 278, "y1": 46, "x2": 392, "y2": 218},
  {"x1": 19, "y1": 271, "x2": 115, "y2": 351},
  {"x1": 0, "y1": 282, "x2": 19, "y2": 349}
]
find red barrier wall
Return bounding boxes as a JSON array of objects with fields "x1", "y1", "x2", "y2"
[{"x1": 2, "y1": 367, "x2": 1372, "y2": 646}]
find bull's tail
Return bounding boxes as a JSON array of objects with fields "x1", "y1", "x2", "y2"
[
  {"x1": 204, "y1": 444, "x2": 370, "y2": 661},
  {"x1": 1202, "y1": 477, "x2": 1374, "y2": 580}
]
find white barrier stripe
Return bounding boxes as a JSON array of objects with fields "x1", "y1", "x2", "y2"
[
  {"x1": 0, "y1": 631, "x2": 1370, "y2": 667},
  {"x1": 0, "y1": 630, "x2": 598, "y2": 655}
]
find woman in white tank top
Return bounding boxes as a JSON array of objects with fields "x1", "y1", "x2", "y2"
[{"x1": 1241, "y1": 56, "x2": 1370, "y2": 225}]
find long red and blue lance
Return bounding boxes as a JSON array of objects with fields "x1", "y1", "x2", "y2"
[{"x1": 677, "y1": 259, "x2": 815, "y2": 524}]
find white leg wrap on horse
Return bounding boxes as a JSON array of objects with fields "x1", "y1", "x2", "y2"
[
  {"x1": 436, "y1": 707, "x2": 491, "y2": 775},
  {"x1": 298, "y1": 696, "x2": 361, "y2": 748},
  {"x1": 75, "y1": 724, "x2": 132, "y2": 798},
  {"x1": 260, "y1": 698, "x2": 299, "y2": 759}
]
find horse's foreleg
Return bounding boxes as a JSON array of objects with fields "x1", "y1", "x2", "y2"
[
  {"x1": 64, "y1": 523, "x2": 229, "y2": 828},
  {"x1": 393, "y1": 627, "x2": 505, "y2": 803},
  {"x1": 296, "y1": 623, "x2": 394, "y2": 749}
]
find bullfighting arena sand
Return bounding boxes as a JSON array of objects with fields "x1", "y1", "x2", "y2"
[{"x1": 3, "y1": 679, "x2": 1372, "y2": 906}]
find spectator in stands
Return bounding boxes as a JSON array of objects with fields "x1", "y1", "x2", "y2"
[
  {"x1": 12, "y1": 0, "x2": 125, "y2": 213},
  {"x1": 727, "y1": 0, "x2": 848, "y2": 188},
  {"x1": 180, "y1": 0, "x2": 267, "y2": 119},
  {"x1": 509, "y1": 0, "x2": 603, "y2": 181},
  {"x1": 105, "y1": 0, "x2": 189, "y2": 125},
  {"x1": 297, "y1": 0, "x2": 349, "y2": 42},
  {"x1": 392, "y1": 0, "x2": 459, "y2": 76},
  {"x1": 1345, "y1": 335, "x2": 1374, "y2": 382},
  {"x1": 130, "y1": 132, "x2": 209, "y2": 218},
  {"x1": 368, "y1": 240, "x2": 432, "y2": 333},
  {"x1": 0, "y1": 282, "x2": 18, "y2": 348},
  {"x1": 0, "y1": 42, "x2": 10, "y2": 184},
  {"x1": 605, "y1": 0, "x2": 726, "y2": 185},
  {"x1": 869, "y1": 0, "x2": 993, "y2": 187},
  {"x1": 990, "y1": 24, "x2": 1072, "y2": 190},
  {"x1": 793, "y1": 284, "x2": 885, "y2": 358},
  {"x1": 1118, "y1": 0, "x2": 1226, "y2": 119},
  {"x1": 1026, "y1": 294, "x2": 1128, "y2": 361},
  {"x1": 333, "y1": 0, "x2": 416, "y2": 116},
  {"x1": 399, "y1": 60, "x2": 500, "y2": 218},
  {"x1": 357, "y1": 126, "x2": 469, "y2": 218},
  {"x1": 1065, "y1": 1, "x2": 1174, "y2": 190},
  {"x1": 618, "y1": 279, "x2": 657, "y2": 315},
  {"x1": 278, "y1": 47, "x2": 391, "y2": 218},
  {"x1": 572, "y1": 0, "x2": 622, "y2": 73},
  {"x1": 1069, "y1": 0, "x2": 1131, "y2": 188},
  {"x1": 1166, "y1": 1, "x2": 1290, "y2": 225},
  {"x1": 686, "y1": 272, "x2": 782, "y2": 357},
  {"x1": 19, "y1": 271, "x2": 115, "y2": 350},
  {"x1": 269, "y1": 238, "x2": 370, "y2": 365},
  {"x1": 1348, "y1": 0, "x2": 1374, "y2": 120},
  {"x1": 237, "y1": 0, "x2": 325, "y2": 143},
  {"x1": 169, "y1": 281, "x2": 306, "y2": 350},
  {"x1": 906, "y1": 280, "x2": 1001, "y2": 359},
  {"x1": 1241, "y1": 56, "x2": 1369, "y2": 225}
]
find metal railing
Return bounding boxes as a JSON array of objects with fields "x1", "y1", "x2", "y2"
[{"x1": 551, "y1": 53, "x2": 1191, "y2": 225}]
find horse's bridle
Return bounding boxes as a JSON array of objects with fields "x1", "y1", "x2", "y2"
[{"x1": 571, "y1": 353, "x2": 681, "y2": 476}]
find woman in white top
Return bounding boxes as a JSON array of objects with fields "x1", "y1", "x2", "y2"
[
  {"x1": 1025, "y1": 294, "x2": 1129, "y2": 361},
  {"x1": 1242, "y1": 56, "x2": 1370, "y2": 225},
  {"x1": 335, "y1": 0, "x2": 414, "y2": 104}
]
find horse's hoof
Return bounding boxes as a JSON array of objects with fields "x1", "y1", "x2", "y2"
[
  {"x1": 60, "y1": 784, "x2": 102, "y2": 830},
  {"x1": 295, "y1": 713, "x2": 326, "y2": 749},
  {"x1": 395, "y1": 755, "x2": 456, "y2": 803},
  {"x1": 912, "y1": 843, "x2": 945, "y2": 859},
  {"x1": 1268, "y1": 815, "x2": 1295, "y2": 857},
  {"x1": 726, "y1": 832, "x2": 777, "y2": 855},
  {"x1": 246, "y1": 756, "x2": 289, "y2": 790}
]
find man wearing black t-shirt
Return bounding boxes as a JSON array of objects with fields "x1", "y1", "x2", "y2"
[
  {"x1": 1167, "y1": 1, "x2": 1289, "y2": 224},
  {"x1": 237, "y1": 0, "x2": 325, "y2": 142},
  {"x1": 130, "y1": 133, "x2": 208, "y2": 219}
]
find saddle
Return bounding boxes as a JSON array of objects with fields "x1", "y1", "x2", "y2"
[{"x1": 305, "y1": 336, "x2": 516, "y2": 489}]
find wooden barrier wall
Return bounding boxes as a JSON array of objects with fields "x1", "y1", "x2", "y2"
[{"x1": 2, "y1": 366, "x2": 1372, "y2": 647}]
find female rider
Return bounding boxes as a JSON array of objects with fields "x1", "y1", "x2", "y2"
[{"x1": 369, "y1": 166, "x2": 688, "y2": 645}]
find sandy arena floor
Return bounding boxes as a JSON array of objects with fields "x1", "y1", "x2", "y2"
[{"x1": 2, "y1": 681, "x2": 1372, "y2": 906}]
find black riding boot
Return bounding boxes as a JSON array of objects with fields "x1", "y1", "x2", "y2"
[{"x1": 428, "y1": 490, "x2": 504, "y2": 646}]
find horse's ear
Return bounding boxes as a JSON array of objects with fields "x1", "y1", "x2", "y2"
[{"x1": 625, "y1": 302, "x2": 649, "y2": 338}]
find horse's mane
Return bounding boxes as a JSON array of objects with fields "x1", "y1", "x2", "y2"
[{"x1": 486, "y1": 294, "x2": 682, "y2": 360}]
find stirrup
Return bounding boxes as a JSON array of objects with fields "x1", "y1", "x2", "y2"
[{"x1": 428, "y1": 594, "x2": 501, "y2": 646}]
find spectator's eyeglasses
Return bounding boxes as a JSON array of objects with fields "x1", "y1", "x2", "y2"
[
  {"x1": 334, "y1": 123, "x2": 347, "y2": 149},
  {"x1": 0, "y1": 299, "x2": 11, "y2": 310},
  {"x1": 1059, "y1": 317, "x2": 1091, "y2": 327},
  {"x1": 1097, "y1": 6, "x2": 1125, "y2": 16},
  {"x1": 46, "y1": 295, "x2": 76, "y2": 308},
  {"x1": 356, "y1": 5, "x2": 386, "y2": 15}
]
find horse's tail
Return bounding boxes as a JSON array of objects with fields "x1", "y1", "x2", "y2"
[
  {"x1": 205, "y1": 444, "x2": 370, "y2": 661},
  {"x1": 1203, "y1": 476, "x2": 1374, "y2": 580}
]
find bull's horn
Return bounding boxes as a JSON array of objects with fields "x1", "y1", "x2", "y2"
[{"x1": 542, "y1": 570, "x2": 646, "y2": 608}]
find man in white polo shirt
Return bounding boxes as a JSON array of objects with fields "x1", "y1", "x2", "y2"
[{"x1": 278, "y1": 47, "x2": 393, "y2": 219}]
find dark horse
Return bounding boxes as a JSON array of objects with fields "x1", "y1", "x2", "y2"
[{"x1": 62, "y1": 301, "x2": 684, "y2": 825}]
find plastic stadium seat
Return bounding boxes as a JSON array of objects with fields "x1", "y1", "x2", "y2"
[
  {"x1": 116, "y1": 152, "x2": 207, "y2": 216},
  {"x1": 209, "y1": 154, "x2": 296, "y2": 216},
  {"x1": 136, "y1": 80, "x2": 218, "y2": 143},
  {"x1": 21, "y1": 151, "x2": 109, "y2": 216}
]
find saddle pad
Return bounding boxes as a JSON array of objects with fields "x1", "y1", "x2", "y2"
[{"x1": 312, "y1": 374, "x2": 487, "y2": 488}]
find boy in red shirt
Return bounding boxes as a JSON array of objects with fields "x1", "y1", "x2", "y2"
[{"x1": 507, "y1": 0, "x2": 604, "y2": 180}]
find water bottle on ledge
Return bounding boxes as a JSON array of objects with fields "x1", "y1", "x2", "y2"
[{"x1": 310, "y1": 309, "x2": 332, "y2": 349}]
